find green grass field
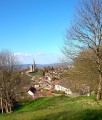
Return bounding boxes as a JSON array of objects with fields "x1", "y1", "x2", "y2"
[{"x1": 1, "y1": 95, "x2": 102, "y2": 120}]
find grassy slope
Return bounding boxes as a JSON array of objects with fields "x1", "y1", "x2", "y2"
[{"x1": 1, "y1": 95, "x2": 102, "y2": 120}]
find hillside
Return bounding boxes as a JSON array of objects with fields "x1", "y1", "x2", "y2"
[{"x1": 1, "y1": 95, "x2": 102, "y2": 120}]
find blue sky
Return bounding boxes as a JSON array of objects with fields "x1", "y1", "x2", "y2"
[{"x1": 0, "y1": 0, "x2": 77, "y2": 64}]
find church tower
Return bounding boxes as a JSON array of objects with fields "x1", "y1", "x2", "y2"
[{"x1": 33, "y1": 59, "x2": 36, "y2": 72}]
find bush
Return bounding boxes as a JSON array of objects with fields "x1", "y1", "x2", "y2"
[{"x1": 52, "y1": 90, "x2": 65, "y2": 94}]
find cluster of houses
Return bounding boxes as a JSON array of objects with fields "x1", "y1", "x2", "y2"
[
  {"x1": 27, "y1": 73, "x2": 72, "y2": 99},
  {"x1": 22, "y1": 62, "x2": 90, "y2": 99},
  {"x1": 23, "y1": 63, "x2": 74, "y2": 99}
]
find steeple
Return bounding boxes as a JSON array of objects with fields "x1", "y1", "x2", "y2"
[{"x1": 33, "y1": 59, "x2": 36, "y2": 71}]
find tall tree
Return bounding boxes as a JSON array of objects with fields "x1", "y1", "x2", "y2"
[
  {"x1": 63, "y1": 0, "x2": 102, "y2": 100},
  {"x1": 0, "y1": 50, "x2": 22, "y2": 113},
  {"x1": 73, "y1": 50, "x2": 100, "y2": 93}
]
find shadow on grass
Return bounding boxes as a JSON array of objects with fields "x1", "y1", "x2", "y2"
[{"x1": 32, "y1": 109, "x2": 102, "y2": 120}]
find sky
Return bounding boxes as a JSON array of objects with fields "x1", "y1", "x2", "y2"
[{"x1": 0, "y1": 0, "x2": 77, "y2": 64}]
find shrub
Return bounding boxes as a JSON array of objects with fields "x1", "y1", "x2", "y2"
[{"x1": 52, "y1": 90, "x2": 65, "y2": 94}]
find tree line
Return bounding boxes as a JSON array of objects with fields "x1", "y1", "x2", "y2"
[
  {"x1": 63, "y1": 0, "x2": 102, "y2": 100},
  {"x1": 0, "y1": 50, "x2": 26, "y2": 113}
]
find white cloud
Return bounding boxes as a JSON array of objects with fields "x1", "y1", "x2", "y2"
[
  {"x1": 35, "y1": 52, "x2": 45, "y2": 56},
  {"x1": 14, "y1": 53, "x2": 33, "y2": 57},
  {"x1": 14, "y1": 52, "x2": 45, "y2": 57},
  {"x1": 13, "y1": 52, "x2": 59, "y2": 64}
]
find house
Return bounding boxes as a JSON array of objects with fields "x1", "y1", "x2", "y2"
[
  {"x1": 28, "y1": 87, "x2": 37, "y2": 97},
  {"x1": 54, "y1": 79, "x2": 90, "y2": 96},
  {"x1": 45, "y1": 73, "x2": 52, "y2": 82},
  {"x1": 43, "y1": 84, "x2": 52, "y2": 90},
  {"x1": 51, "y1": 80, "x2": 60, "y2": 90},
  {"x1": 55, "y1": 80, "x2": 72, "y2": 95},
  {"x1": 34, "y1": 83, "x2": 40, "y2": 88}
]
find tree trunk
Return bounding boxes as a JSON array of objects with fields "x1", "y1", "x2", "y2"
[
  {"x1": 8, "y1": 102, "x2": 12, "y2": 113},
  {"x1": 96, "y1": 73, "x2": 102, "y2": 100},
  {"x1": 5, "y1": 99, "x2": 9, "y2": 113},
  {"x1": 88, "y1": 86, "x2": 91, "y2": 96},
  {"x1": 96, "y1": 47, "x2": 102, "y2": 100},
  {"x1": 0, "y1": 97, "x2": 3, "y2": 113},
  {"x1": 9, "y1": 104, "x2": 12, "y2": 113}
]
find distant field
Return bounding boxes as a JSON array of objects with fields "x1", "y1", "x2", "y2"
[
  {"x1": 33, "y1": 72, "x2": 42, "y2": 77},
  {"x1": 1, "y1": 95, "x2": 102, "y2": 120},
  {"x1": 29, "y1": 72, "x2": 43, "y2": 77}
]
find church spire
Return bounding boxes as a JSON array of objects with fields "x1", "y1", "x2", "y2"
[{"x1": 33, "y1": 59, "x2": 36, "y2": 71}]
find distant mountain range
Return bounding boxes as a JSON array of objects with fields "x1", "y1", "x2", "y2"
[{"x1": 22, "y1": 62, "x2": 72, "y2": 69}]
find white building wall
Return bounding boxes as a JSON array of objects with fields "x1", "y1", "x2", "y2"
[
  {"x1": 55, "y1": 85, "x2": 61, "y2": 91},
  {"x1": 65, "y1": 89, "x2": 72, "y2": 94},
  {"x1": 28, "y1": 90, "x2": 34, "y2": 96},
  {"x1": 55, "y1": 85, "x2": 72, "y2": 95}
]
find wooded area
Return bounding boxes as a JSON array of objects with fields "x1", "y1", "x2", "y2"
[
  {"x1": 0, "y1": 50, "x2": 22, "y2": 113},
  {"x1": 63, "y1": 0, "x2": 102, "y2": 100}
]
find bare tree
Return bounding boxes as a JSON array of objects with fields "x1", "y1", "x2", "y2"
[
  {"x1": 63, "y1": 0, "x2": 102, "y2": 100},
  {"x1": 0, "y1": 50, "x2": 22, "y2": 113}
]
